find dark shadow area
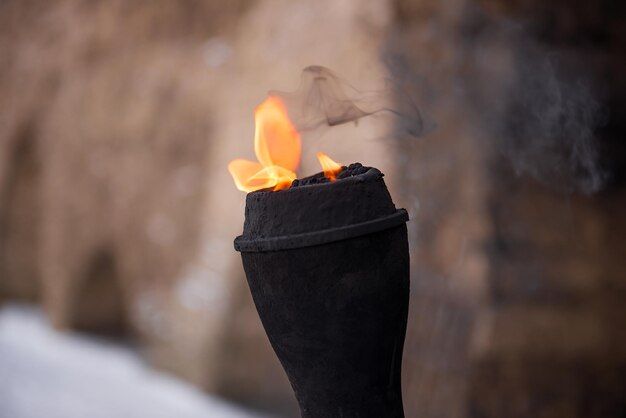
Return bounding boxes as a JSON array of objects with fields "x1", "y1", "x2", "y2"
[
  {"x1": 0, "y1": 123, "x2": 41, "y2": 301},
  {"x1": 69, "y1": 249, "x2": 128, "y2": 339}
]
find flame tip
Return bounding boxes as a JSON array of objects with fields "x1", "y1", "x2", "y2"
[{"x1": 229, "y1": 97, "x2": 341, "y2": 192}]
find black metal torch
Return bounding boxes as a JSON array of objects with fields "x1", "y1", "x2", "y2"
[{"x1": 234, "y1": 165, "x2": 410, "y2": 418}]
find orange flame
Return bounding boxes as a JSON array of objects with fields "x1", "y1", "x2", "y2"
[
  {"x1": 229, "y1": 96, "x2": 341, "y2": 192},
  {"x1": 316, "y1": 151, "x2": 342, "y2": 181},
  {"x1": 228, "y1": 97, "x2": 300, "y2": 192}
]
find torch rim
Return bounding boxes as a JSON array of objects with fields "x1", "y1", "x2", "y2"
[{"x1": 234, "y1": 208, "x2": 408, "y2": 252}]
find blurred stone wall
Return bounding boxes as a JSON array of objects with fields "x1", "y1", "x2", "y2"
[
  {"x1": 0, "y1": 0, "x2": 395, "y2": 416},
  {"x1": 470, "y1": 2, "x2": 626, "y2": 416},
  {"x1": 1, "y1": 1, "x2": 625, "y2": 417},
  {"x1": 201, "y1": 1, "x2": 397, "y2": 414},
  {"x1": 387, "y1": 2, "x2": 493, "y2": 415},
  {"x1": 0, "y1": 0, "x2": 253, "y2": 399},
  {"x1": 391, "y1": 0, "x2": 626, "y2": 417}
]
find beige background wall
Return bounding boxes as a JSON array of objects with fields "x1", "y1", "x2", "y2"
[{"x1": 1, "y1": 1, "x2": 625, "y2": 417}]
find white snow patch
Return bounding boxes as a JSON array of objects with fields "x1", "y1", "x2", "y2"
[{"x1": 0, "y1": 304, "x2": 271, "y2": 418}]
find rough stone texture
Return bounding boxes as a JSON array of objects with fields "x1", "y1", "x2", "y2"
[
  {"x1": 0, "y1": 0, "x2": 248, "y2": 393},
  {"x1": 388, "y1": 2, "x2": 493, "y2": 417},
  {"x1": 391, "y1": 1, "x2": 626, "y2": 417},
  {"x1": 0, "y1": 0, "x2": 395, "y2": 416},
  {"x1": 2, "y1": 0, "x2": 625, "y2": 417},
  {"x1": 469, "y1": 175, "x2": 626, "y2": 418},
  {"x1": 472, "y1": 2, "x2": 626, "y2": 417}
]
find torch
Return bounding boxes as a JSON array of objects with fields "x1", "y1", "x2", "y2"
[{"x1": 229, "y1": 96, "x2": 410, "y2": 418}]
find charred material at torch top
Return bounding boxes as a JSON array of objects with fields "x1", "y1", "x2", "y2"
[{"x1": 290, "y1": 162, "x2": 372, "y2": 187}]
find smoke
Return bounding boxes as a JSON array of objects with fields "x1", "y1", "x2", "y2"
[
  {"x1": 483, "y1": 23, "x2": 606, "y2": 193},
  {"x1": 384, "y1": 8, "x2": 607, "y2": 194},
  {"x1": 268, "y1": 8, "x2": 608, "y2": 195},
  {"x1": 270, "y1": 65, "x2": 429, "y2": 138}
]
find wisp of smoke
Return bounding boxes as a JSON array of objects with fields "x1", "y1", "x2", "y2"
[
  {"x1": 496, "y1": 35, "x2": 607, "y2": 194},
  {"x1": 384, "y1": 9, "x2": 607, "y2": 194},
  {"x1": 270, "y1": 65, "x2": 428, "y2": 138}
]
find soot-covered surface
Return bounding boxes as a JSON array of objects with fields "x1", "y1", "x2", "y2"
[
  {"x1": 235, "y1": 167, "x2": 407, "y2": 252},
  {"x1": 242, "y1": 226, "x2": 409, "y2": 418},
  {"x1": 235, "y1": 164, "x2": 410, "y2": 417}
]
